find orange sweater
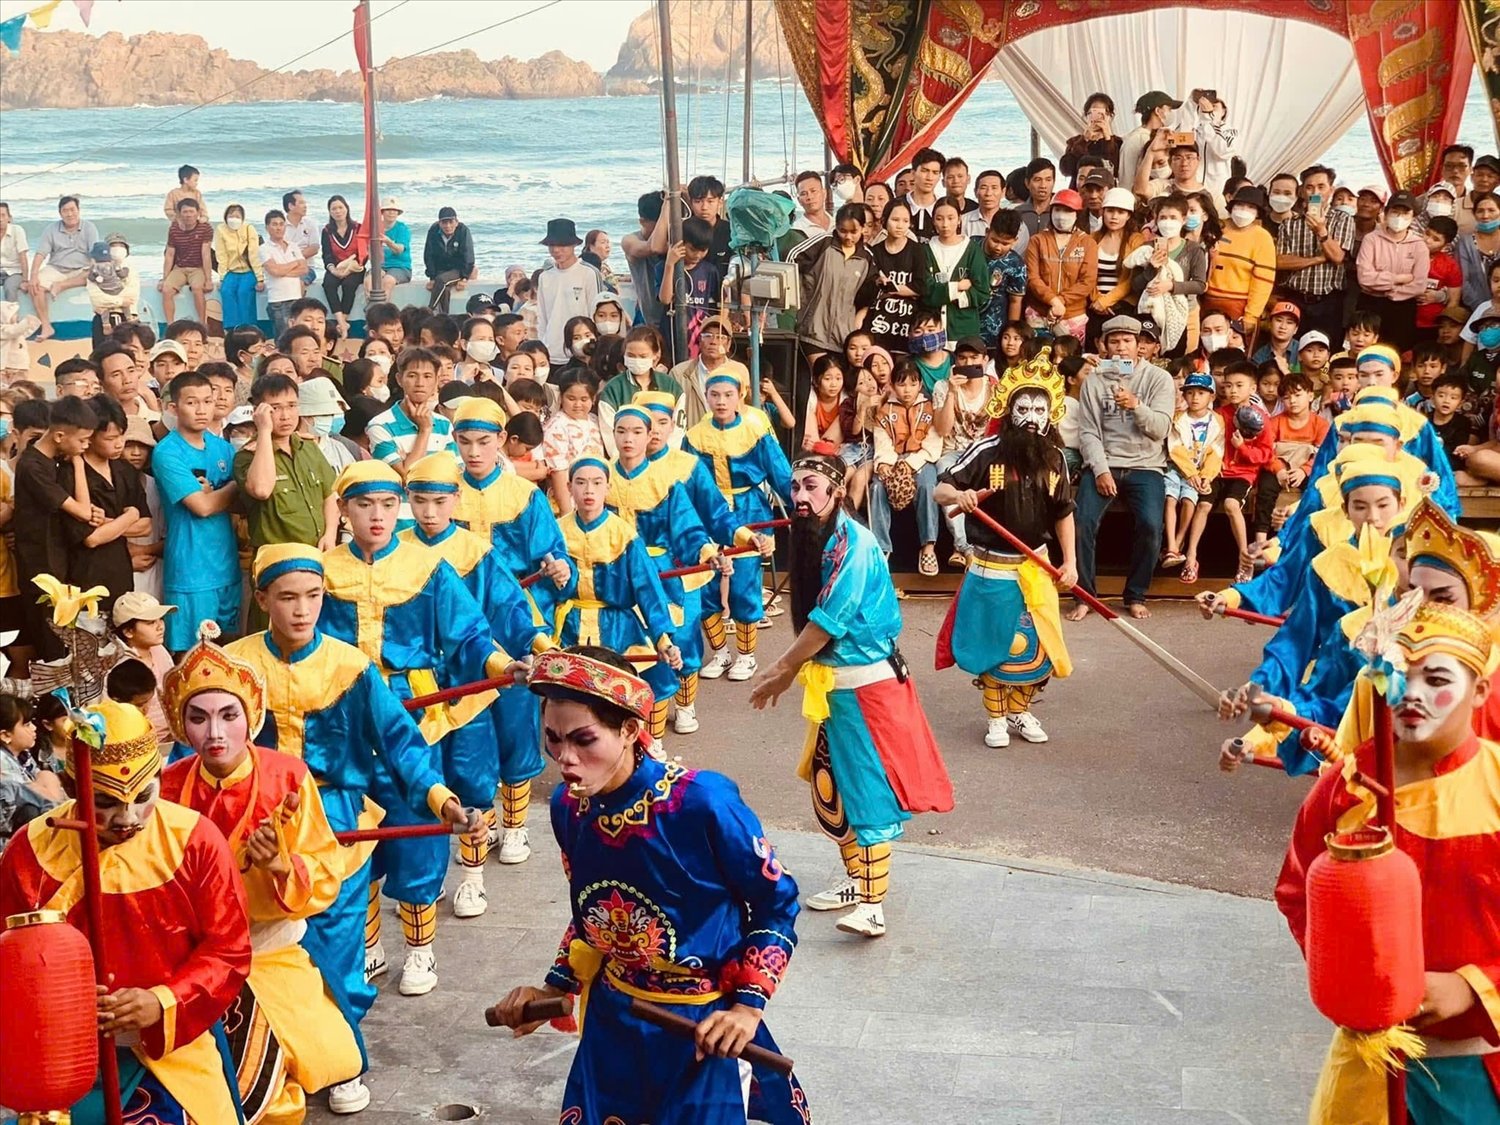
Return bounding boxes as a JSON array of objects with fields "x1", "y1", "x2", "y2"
[{"x1": 1206, "y1": 224, "x2": 1277, "y2": 319}]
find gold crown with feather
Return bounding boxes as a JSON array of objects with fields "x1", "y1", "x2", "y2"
[
  {"x1": 161, "y1": 621, "x2": 267, "y2": 746},
  {"x1": 1402, "y1": 497, "x2": 1500, "y2": 623},
  {"x1": 986, "y1": 346, "x2": 1067, "y2": 427}
]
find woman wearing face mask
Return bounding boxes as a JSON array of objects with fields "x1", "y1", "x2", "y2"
[
  {"x1": 213, "y1": 203, "x2": 265, "y2": 330},
  {"x1": 591, "y1": 291, "x2": 626, "y2": 339},
  {"x1": 599, "y1": 325, "x2": 681, "y2": 410},
  {"x1": 356, "y1": 338, "x2": 395, "y2": 402},
  {"x1": 456, "y1": 316, "x2": 503, "y2": 383},
  {"x1": 557, "y1": 315, "x2": 599, "y2": 382},
  {"x1": 1203, "y1": 186, "x2": 1277, "y2": 337},
  {"x1": 1457, "y1": 192, "x2": 1500, "y2": 312},
  {"x1": 921, "y1": 198, "x2": 992, "y2": 345},
  {"x1": 1123, "y1": 195, "x2": 1207, "y2": 357},
  {"x1": 297, "y1": 376, "x2": 360, "y2": 474},
  {"x1": 1182, "y1": 190, "x2": 1224, "y2": 251},
  {"x1": 1022, "y1": 189, "x2": 1097, "y2": 342},
  {"x1": 1354, "y1": 191, "x2": 1430, "y2": 351}
]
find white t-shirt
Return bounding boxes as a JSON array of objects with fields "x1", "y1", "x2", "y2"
[
  {"x1": 260, "y1": 238, "x2": 304, "y2": 302},
  {"x1": 536, "y1": 259, "x2": 603, "y2": 364},
  {"x1": 285, "y1": 215, "x2": 320, "y2": 261},
  {"x1": 0, "y1": 225, "x2": 28, "y2": 274}
]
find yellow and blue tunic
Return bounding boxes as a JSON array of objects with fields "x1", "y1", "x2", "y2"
[
  {"x1": 454, "y1": 464, "x2": 570, "y2": 621},
  {"x1": 319, "y1": 538, "x2": 510, "y2": 904},
  {"x1": 682, "y1": 410, "x2": 792, "y2": 624},
  {"x1": 557, "y1": 509, "x2": 680, "y2": 702},
  {"x1": 225, "y1": 627, "x2": 455, "y2": 1021},
  {"x1": 544, "y1": 756, "x2": 808, "y2": 1124}
]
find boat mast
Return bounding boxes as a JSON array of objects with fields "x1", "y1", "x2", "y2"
[
  {"x1": 658, "y1": 0, "x2": 689, "y2": 362},
  {"x1": 360, "y1": 0, "x2": 386, "y2": 302},
  {"x1": 741, "y1": 1, "x2": 753, "y2": 183}
]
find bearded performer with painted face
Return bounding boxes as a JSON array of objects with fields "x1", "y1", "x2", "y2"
[
  {"x1": 749, "y1": 445, "x2": 952, "y2": 939},
  {"x1": 934, "y1": 350, "x2": 1077, "y2": 749}
]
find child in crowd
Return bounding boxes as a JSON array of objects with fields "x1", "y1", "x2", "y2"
[
  {"x1": 110, "y1": 590, "x2": 176, "y2": 746},
  {"x1": 1217, "y1": 364, "x2": 1272, "y2": 582},
  {"x1": 1250, "y1": 302, "x2": 1300, "y2": 371},
  {"x1": 1165, "y1": 372, "x2": 1223, "y2": 583},
  {"x1": 1343, "y1": 310, "x2": 1380, "y2": 356},
  {"x1": 840, "y1": 355, "x2": 884, "y2": 512},
  {"x1": 660, "y1": 217, "x2": 722, "y2": 356},
  {"x1": 804, "y1": 355, "x2": 846, "y2": 450},
  {"x1": 978, "y1": 212, "x2": 1027, "y2": 348},
  {"x1": 1057, "y1": 354, "x2": 1087, "y2": 475},
  {"x1": 1404, "y1": 344, "x2": 1447, "y2": 410},
  {"x1": 431, "y1": 345, "x2": 460, "y2": 387},
  {"x1": 1417, "y1": 217, "x2": 1461, "y2": 341},
  {"x1": 870, "y1": 360, "x2": 944, "y2": 575},
  {"x1": 1429, "y1": 374, "x2": 1476, "y2": 470},
  {"x1": 118, "y1": 416, "x2": 161, "y2": 597},
  {"x1": 105, "y1": 656, "x2": 157, "y2": 710},
  {"x1": 934, "y1": 337, "x2": 998, "y2": 564},
  {"x1": 1254, "y1": 374, "x2": 1328, "y2": 549},
  {"x1": 910, "y1": 310, "x2": 952, "y2": 394},
  {"x1": 1435, "y1": 306, "x2": 1467, "y2": 368},
  {"x1": 1295, "y1": 330, "x2": 1331, "y2": 391},
  {"x1": 1316, "y1": 354, "x2": 1360, "y2": 422},
  {"x1": 757, "y1": 360, "x2": 797, "y2": 433},
  {"x1": 0, "y1": 694, "x2": 61, "y2": 847},
  {"x1": 503, "y1": 412, "x2": 548, "y2": 484},
  {"x1": 1255, "y1": 363, "x2": 1282, "y2": 415},
  {"x1": 541, "y1": 369, "x2": 605, "y2": 513},
  {"x1": 506, "y1": 377, "x2": 548, "y2": 420},
  {"x1": 0, "y1": 302, "x2": 41, "y2": 383},
  {"x1": 997, "y1": 320, "x2": 1034, "y2": 366},
  {"x1": 842, "y1": 329, "x2": 873, "y2": 373}
]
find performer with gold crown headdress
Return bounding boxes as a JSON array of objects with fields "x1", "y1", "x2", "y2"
[
  {"x1": 490, "y1": 645, "x2": 809, "y2": 1125},
  {"x1": 934, "y1": 348, "x2": 1077, "y2": 749},
  {"x1": 1275, "y1": 602, "x2": 1500, "y2": 1124},
  {"x1": 160, "y1": 624, "x2": 364, "y2": 1120},
  {"x1": 0, "y1": 698, "x2": 251, "y2": 1124},
  {"x1": 1217, "y1": 442, "x2": 1426, "y2": 773}
]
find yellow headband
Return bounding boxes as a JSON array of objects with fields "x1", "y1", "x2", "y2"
[
  {"x1": 70, "y1": 700, "x2": 161, "y2": 803},
  {"x1": 1398, "y1": 603, "x2": 1494, "y2": 677}
]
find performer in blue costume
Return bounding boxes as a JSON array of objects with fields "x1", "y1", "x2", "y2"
[
  {"x1": 751, "y1": 447, "x2": 953, "y2": 938},
  {"x1": 492, "y1": 646, "x2": 809, "y2": 1125},
  {"x1": 1214, "y1": 443, "x2": 1424, "y2": 773},
  {"x1": 934, "y1": 352, "x2": 1078, "y2": 750},
  {"x1": 608, "y1": 403, "x2": 734, "y2": 741},
  {"x1": 318, "y1": 461, "x2": 503, "y2": 998},
  {"x1": 556, "y1": 456, "x2": 684, "y2": 754},
  {"x1": 225, "y1": 542, "x2": 475, "y2": 1115},
  {"x1": 450, "y1": 397, "x2": 572, "y2": 862},
  {"x1": 683, "y1": 373, "x2": 792, "y2": 684},
  {"x1": 401, "y1": 452, "x2": 555, "y2": 912},
  {"x1": 639, "y1": 388, "x2": 763, "y2": 734}
]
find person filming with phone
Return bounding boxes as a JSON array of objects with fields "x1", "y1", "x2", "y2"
[
  {"x1": 1061, "y1": 93, "x2": 1123, "y2": 188},
  {"x1": 1273, "y1": 164, "x2": 1354, "y2": 342}
]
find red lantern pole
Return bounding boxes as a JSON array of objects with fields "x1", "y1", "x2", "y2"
[
  {"x1": 69, "y1": 732, "x2": 125, "y2": 1125},
  {"x1": 1371, "y1": 693, "x2": 1408, "y2": 1124}
]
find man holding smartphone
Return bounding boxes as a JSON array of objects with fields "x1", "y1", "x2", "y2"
[{"x1": 1275, "y1": 164, "x2": 1355, "y2": 342}]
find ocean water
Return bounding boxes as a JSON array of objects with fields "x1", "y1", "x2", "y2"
[{"x1": 0, "y1": 79, "x2": 1494, "y2": 274}]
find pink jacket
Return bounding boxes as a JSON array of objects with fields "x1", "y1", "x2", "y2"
[{"x1": 1356, "y1": 227, "x2": 1431, "y2": 301}]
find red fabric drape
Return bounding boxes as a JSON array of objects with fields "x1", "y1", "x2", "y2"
[{"x1": 354, "y1": 2, "x2": 374, "y2": 258}]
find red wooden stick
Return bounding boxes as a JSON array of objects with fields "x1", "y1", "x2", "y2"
[
  {"x1": 745, "y1": 518, "x2": 791, "y2": 531},
  {"x1": 1214, "y1": 605, "x2": 1286, "y2": 627},
  {"x1": 334, "y1": 822, "x2": 460, "y2": 845},
  {"x1": 628, "y1": 998, "x2": 794, "y2": 1076},
  {"x1": 404, "y1": 674, "x2": 517, "y2": 711},
  {"x1": 484, "y1": 995, "x2": 573, "y2": 1027},
  {"x1": 519, "y1": 571, "x2": 543, "y2": 589},
  {"x1": 659, "y1": 544, "x2": 760, "y2": 580}
]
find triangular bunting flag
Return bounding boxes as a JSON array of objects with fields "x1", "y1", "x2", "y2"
[
  {"x1": 27, "y1": 1, "x2": 62, "y2": 30},
  {"x1": 73, "y1": 0, "x2": 93, "y2": 26},
  {"x1": 0, "y1": 13, "x2": 25, "y2": 52}
]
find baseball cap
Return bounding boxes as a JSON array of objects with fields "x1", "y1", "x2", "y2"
[
  {"x1": 111, "y1": 591, "x2": 176, "y2": 627},
  {"x1": 1386, "y1": 191, "x2": 1418, "y2": 211},
  {"x1": 1137, "y1": 316, "x2": 1160, "y2": 341},
  {"x1": 379, "y1": 197, "x2": 403, "y2": 214},
  {"x1": 1183, "y1": 373, "x2": 1215, "y2": 392},
  {"x1": 123, "y1": 415, "x2": 156, "y2": 448},
  {"x1": 1426, "y1": 182, "x2": 1457, "y2": 199},
  {"x1": 88, "y1": 241, "x2": 110, "y2": 262},
  {"x1": 593, "y1": 292, "x2": 625, "y2": 313},
  {"x1": 1475, "y1": 155, "x2": 1500, "y2": 175},
  {"x1": 437, "y1": 206, "x2": 458, "y2": 220},
  {"x1": 1472, "y1": 302, "x2": 1500, "y2": 326},
  {"x1": 954, "y1": 336, "x2": 988, "y2": 357},
  {"x1": 147, "y1": 340, "x2": 188, "y2": 364},
  {"x1": 1102, "y1": 187, "x2": 1136, "y2": 212},
  {"x1": 105, "y1": 231, "x2": 129, "y2": 249},
  {"x1": 225, "y1": 404, "x2": 255, "y2": 428},
  {"x1": 465, "y1": 293, "x2": 496, "y2": 316},
  {"x1": 1269, "y1": 301, "x2": 1301, "y2": 323},
  {"x1": 1081, "y1": 169, "x2": 1116, "y2": 189},
  {"x1": 1135, "y1": 90, "x2": 1183, "y2": 115},
  {"x1": 1299, "y1": 330, "x2": 1331, "y2": 349},
  {"x1": 1051, "y1": 188, "x2": 1084, "y2": 211},
  {"x1": 1440, "y1": 305, "x2": 1471, "y2": 325},
  {"x1": 298, "y1": 377, "x2": 347, "y2": 417},
  {"x1": 1357, "y1": 184, "x2": 1388, "y2": 203}
]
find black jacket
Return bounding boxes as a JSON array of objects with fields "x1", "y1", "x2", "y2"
[{"x1": 423, "y1": 221, "x2": 475, "y2": 279}]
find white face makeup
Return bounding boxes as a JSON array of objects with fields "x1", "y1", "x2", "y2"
[
  {"x1": 791, "y1": 469, "x2": 841, "y2": 519},
  {"x1": 1393, "y1": 652, "x2": 1474, "y2": 745},
  {"x1": 1010, "y1": 389, "x2": 1051, "y2": 434},
  {"x1": 94, "y1": 779, "x2": 161, "y2": 846},
  {"x1": 1409, "y1": 564, "x2": 1470, "y2": 609}
]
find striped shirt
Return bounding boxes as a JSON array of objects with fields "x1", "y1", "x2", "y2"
[
  {"x1": 367, "y1": 401, "x2": 456, "y2": 525},
  {"x1": 1274, "y1": 210, "x2": 1354, "y2": 300}
]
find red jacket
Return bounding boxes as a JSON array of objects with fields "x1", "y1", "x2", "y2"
[
  {"x1": 1417, "y1": 250, "x2": 1463, "y2": 330},
  {"x1": 1217, "y1": 402, "x2": 1272, "y2": 481}
]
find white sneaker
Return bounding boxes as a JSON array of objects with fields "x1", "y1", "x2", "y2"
[
  {"x1": 451, "y1": 879, "x2": 487, "y2": 919},
  {"x1": 398, "y1": 946, "x2": 437, "y2": 996},
  {"x1": 700, "y1": 648, "x2": 733, "y2": 679},
  {"x1": 646, "y1": 737, "x2": 667, "y2": 761},
  {"x1": 1009, "y1": 711, "x2": 1048, "y2": 743},
  {"x1": 836, "y1": 902, "x2": 886, "y2": 938},
  {"x1": 804, "y1": 877, "x2": 859, "y2": 911},
  {"x1": 328, "y1": 1077, "x2": 371, "y2": 1115},
  {"x1": 985, "y1": 718, "x2": 1010, "y2": 748},
  {"x1": 364, "y1": 940, "x2": 388, "y2": 981},
  {"x1": 497, "y1": 826, "x2": 531, "y2": 865},
  {"x1": 673, "y1": 704, "x2": 699, "y2": 734},
  {"x1": 486, "y1": 818, "x2": 499, "y2": 849},
  {"x1": 727, "y1": 653, "x2": 758, "y2": 681}
]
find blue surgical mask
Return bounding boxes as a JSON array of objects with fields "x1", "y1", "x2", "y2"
[
  {"x1": 1480, "y1": 325, "x2": 1500, "y2": 350},
  {"x1": 1184, "y1": 213, "x2": 1203, "y2": 232},
  {"x1": 310, "y1": 415, "x2": 339, "y2": 437},
  {"x1": 1479, "y1": 218, "x2": 1500, "y2": 235},
  {"x1": 912, "y1": 330, "x2": 947, "y2": 354},
  {"x1": 0, "y1": 417, "x2": 10, "y2": 440}
]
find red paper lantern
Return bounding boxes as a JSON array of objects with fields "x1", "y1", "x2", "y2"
[
  {"x1": 0, "y1": 910, "x2": 98, "y2": 1112},
  {"x1": 1306, "y1": 827, "x2": 1425, "y2": 1031}
]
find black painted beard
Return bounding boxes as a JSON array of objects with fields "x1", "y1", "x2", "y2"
[
  {"x1": 997, "y1": 421, "x2": 1053, "y2": 480},
  {"x1": 790, "y1": 506, "x2": 837, "y2": 633}
]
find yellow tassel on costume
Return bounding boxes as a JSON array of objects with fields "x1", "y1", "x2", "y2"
[{"x1": 1347, "y1": 1024, "x2": 1426, "y2": 1074}]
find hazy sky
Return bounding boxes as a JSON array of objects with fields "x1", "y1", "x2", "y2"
[{"x1": 0, "y1": 0, "x2": 647, "y2": 71}]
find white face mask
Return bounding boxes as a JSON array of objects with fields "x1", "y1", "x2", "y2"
[
  {"x1": 368, "y1": 382, "x2": 391, "y2": 403},
  {"x1": 1334, "y1": 203, "x2": 1357, "y2": 217},
  {"x1": 1051, "y1": 210, "x2": 1077, "y2": 233},
  {"x1": 227, "y1": 217, "x2": 244, "y2": 231},
  {"x1": 1155, "y1": 218, "x2": 1183, "y2": 239},
  {"x1": 369, "y1": 354, "x2": 392, "y2": 374},
  {"x1": 1268, "y1": 194, "x2": 1296, "y2": 213},
  {"x1": 1386, "y1": 213, "x2": 1413, "y2": 234},
  {"x1": 533, "y1": 364, "x2": 550, "y2": 383},
  {"x1": 1203, "y1": 332, "x2": 1229, "y2": 354},
  {"x1": 108, "y1": 245, "x2": 128, "y2": 263},
  {"x1": 623, "y1": 355, "x2": 654, "y2": 376},
  {"x1": 1427, "y1": 200, "x2": 1454, "y2": 217},
  {"x1": 1151, "y1": 164, "x2": 1172, "y2": 181},
  {"x1": 229, "y1": 432, "x2": 249, "y2": 451},
  {"x1": 466, "y1": 339, "x2": 498, "y2": 363},
  {"x1": 832, "y1": 179, "x2": 859, "y2": 205},
  {"x1": 595, "y1": 317, "x2": 622, "y2": 336},
  {"x1": 1229, "y1": 207, "x2": 1257, "y2": 228}
]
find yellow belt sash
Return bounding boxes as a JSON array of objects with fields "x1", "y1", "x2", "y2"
[
  {"x1": 553, "y1": 598, "x2": 608, "y2": 645},
  {"x1": 565, "y1": 940, "x2": 722, "y2": 1036}
]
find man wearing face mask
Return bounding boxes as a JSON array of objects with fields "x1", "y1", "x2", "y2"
[
  {"x1": 1355, "y1": 191, "x2": 1430, "y2": 351},
  {"x1": 298, "y1": 375, "x2": 359, "y2": 474},
  {"x1": 0, "y1": 698, "x2": 252, "y2": 1125},
  {"x1": 1261, "y1": 173, "x2": 1299, "y2": 238},
  {"x1": 750, "y1": 445, "x2": 952, "y2": 937},
  {"x1": 1204, "y1": 186, "x2": 1277, "y2": 331},
  {"x1": 935, "y1": 352, "x2": 1076, "y2": 749},
  {"x1": 1275, "y1": 164, "x2": 1355, "y2": 342}
]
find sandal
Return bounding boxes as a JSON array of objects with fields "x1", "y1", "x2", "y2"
[
  {"x1": 918, "y1": 547, "x2": 939, "y2": 577},
  {"x1": 1235, "y1": 563, "x2": 1255, "y2": 584},
  {"x1": 1181, "y1": 560, "x2": 1199, "y2": 584},
  {"x1": 949, "y1": 551, "x2": 968, "y2": 568},
  {"x1": 1161, "y1": 551, "x2": 1186, "y2": 568}
]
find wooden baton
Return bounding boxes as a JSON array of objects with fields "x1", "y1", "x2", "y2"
[
  {"x1": 628, "y1": 997, "x2": 795, "y2": 1077},
  {"x1": 485, "y1": 995, "x2": 573, "y2": 1027}
]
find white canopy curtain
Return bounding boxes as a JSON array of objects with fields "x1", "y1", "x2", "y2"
[{"x1": 990, "y1": 6, "x2": 1369, "y2": 187}]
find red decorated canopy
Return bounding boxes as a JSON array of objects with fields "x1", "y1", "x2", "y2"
[{"x1": 775, "y1": 0, "x2": 1473, "y2": 192}]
